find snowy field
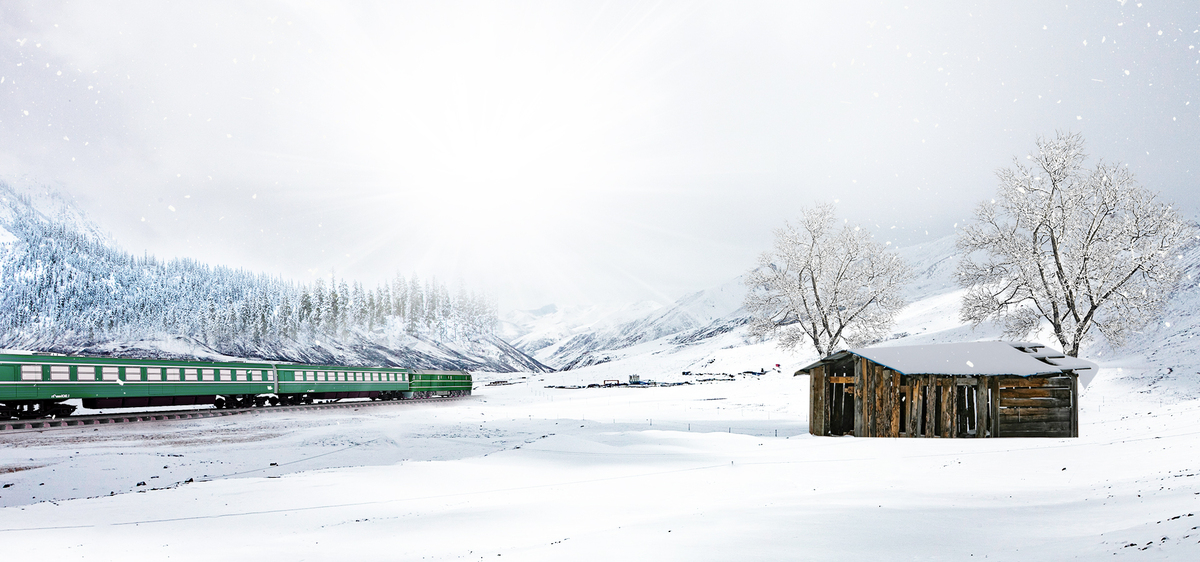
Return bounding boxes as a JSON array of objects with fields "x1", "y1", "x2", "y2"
[{"x1": 1, "y1": 363, "x2": 1198, "y2": 561}]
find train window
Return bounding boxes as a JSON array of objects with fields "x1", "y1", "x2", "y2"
[
  {"x1": 124, "y1": 368, "x2": 140, "y2": 382},
  {"x1": 166, "y1": 368, "x2": 181, "y2": 381},
  {"x1": 249, "y1": 370, "x2": 260, "y2": 381},
  {"x1": 151, "y1": 368, "x2": 164, "y2": 381},
  {"x1": 305, "y1": 371, "x2": 312, "y2": 381},
  {"x1": 202, "y1": 369, "x2": 215, "y2": 381},
  {"x1": 102, "y1": 366, "x2": 119, "y2": 381},
  {"x1": 184, "y1": 368, "x2": 198, "y2": 381},
  {"x1": 235, "y1": 369, "x2": 246, "y2": 381},
  {"x1": 266, "y1": 372, "x2": 275, "y2": 381},
  {"x1": 21, "y1": 365, "x2": 42, "y2": 381},
  {"x1": 50, "y1": 365, "x2": 70, "y2": 381},
  {"x1": 219, "y1": 369, "x2": 231, "y2": 381}
]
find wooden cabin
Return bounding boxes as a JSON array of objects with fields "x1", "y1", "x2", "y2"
[{"x1": 796, "y1": 342, "x2": 1097, "y2": 438}]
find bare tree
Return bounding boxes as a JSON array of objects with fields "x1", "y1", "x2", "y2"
[
  {"x1": 957, "y1": 132, "x2": 1193, "y2": 357},
  {"x1": 745, "y1": 203, "x2": 911, "y2": 357}
]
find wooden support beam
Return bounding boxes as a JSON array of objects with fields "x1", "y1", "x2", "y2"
[
  {"x1": 989, "y1": 377, "x2": 1001, "y2": 438},
  {"x1": 889, "y1": 370, "x2": 901, "y2": 437},
  {"x1": 946, "y1": 378, "x2": 957, "y2": 438},
  {"x1": 996, "y1": 376, "x2": 1073, "y2": 388},
  {"x1": 974, "y1": 379, "x2": 986, "y2": 438},
  {"x1": 1070, "y1": 373, "x2": 1079, "y2": 438},
  {"x1": 809, "y1": 365, "x2": 824, "y2": 436},
  {"x1": 853, "y1": 357, "x2": 863, "y2": 438}
]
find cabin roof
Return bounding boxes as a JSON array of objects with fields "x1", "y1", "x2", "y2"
[{"x1": 796, "y1": 341, "x2": 1098, "y2": 378}]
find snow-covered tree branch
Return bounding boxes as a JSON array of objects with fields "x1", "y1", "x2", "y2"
[
  {"x1": 956, "y1": 132, "x2": 1194, "y2": 357},
  {"x1": 744, "y1": 203, "x2": 911, "y2": 357}
]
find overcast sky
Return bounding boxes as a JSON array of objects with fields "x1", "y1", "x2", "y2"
[{"x1": 2, "y1": 1, "x2": 1197, "y2": 310}]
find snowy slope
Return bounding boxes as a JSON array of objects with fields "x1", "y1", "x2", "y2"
[
  {"x1": 524, "y1": 276, "x2": 751, "y2": 370},
  {"x1": 500, "y1": 301, "x2": 664, "y2": 356},
  {"x1": 0, "y1": 179, "x2": 550, "y2": 373}
]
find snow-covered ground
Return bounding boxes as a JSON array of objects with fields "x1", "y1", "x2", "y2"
[
  {"x1": 1, "y1": 361, "x2": 1198, "y2": 560},
  {"x1": 2, "y1": 228, "x2": 1198, "y2": 559}
]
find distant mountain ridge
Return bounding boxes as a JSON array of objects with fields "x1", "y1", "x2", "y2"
[{"x1": 506, "y1": 276, "x2": 751, "y2": 370}]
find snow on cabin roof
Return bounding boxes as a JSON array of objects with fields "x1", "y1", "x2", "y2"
[{"x1": 798, "y1": 341, "x2": 1097, "y2": 378}]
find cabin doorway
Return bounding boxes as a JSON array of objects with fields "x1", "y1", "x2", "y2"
[{"x1": 826, "y1": 358, "x2": 856, "y2": 435}]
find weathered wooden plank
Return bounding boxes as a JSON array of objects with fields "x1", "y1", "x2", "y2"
[
  {"x1": 989, "y1": 376, "x2": 1000, "y2": 437},
  {"x1": 810, "y1": 365, "x2": 824, "y2": 436},
  {"x1": 889, "y1": 370, "x2": 901, "y2": 437},
  {"x1": 998, "y1": 421, "x2": 1073, "y2": 434},
  {"x1": 1000, "y1": 397, "x2": 1073, "y2": 408},
  {"x1": 908, "y1": 378, "x2": 918, "y2": 438},
  {"x1": 853, "y1": 357, "x2": 863, "y2": 437},
  {"x1": 864, "y1": 361, "x2": 873, "y2": 438},
  {"x1": 878, "y1": 365, "x2": 888, "y2": 439},
  {"x1": 998, "y1": 408, "x2": 1072, "y2": 422},
  {"x1": 926, "y1": 379, "x2": 938, "y2": 438},
  {"x1": 942, "y1": 379, "x2": 954, "y2": 438},
  {"x1": 865, "y1": 358, "x2": 872, "y2": 438},
  {"x1": 975, "y1": 379, "x2": 986, "y2": 438},
  {"x1": 996, "y1": 376, "x2": 1073, "y2": 388},
  {"x1": 827, "y1": 376, "x2": 854, "y2": 384},
  {"x1": 1002, "y1": 387, "x2": 1072, "y2": 399},
  {"x1": 880, "y1": 365, "x2": 888, "y2": 438},
  {"x1": 1069, "y1": 374, "x2": 1079, "y2": 438}
]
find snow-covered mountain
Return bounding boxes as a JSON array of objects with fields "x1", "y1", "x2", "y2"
[
  {"x1": 499, "y1": 301, "x2": 664, "y2": 355},
  {"x1": 506, "y1": 276, "x2": 751, "y2": 371},
  {"x1": 0, "y1": 178, "x2": 551, "y2": 373}
]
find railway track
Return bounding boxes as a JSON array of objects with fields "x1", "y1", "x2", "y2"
[{"x1": 0, "y1": 394, "x2": 475, "y2": 434}]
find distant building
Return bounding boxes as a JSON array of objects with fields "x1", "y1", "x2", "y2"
[{"x1": 795, "y1": 342, "x2": 1096, "y2": 438}]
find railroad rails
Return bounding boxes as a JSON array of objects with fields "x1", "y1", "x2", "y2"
[
  {"x1": 0, "y1": 352, "x2": 472, "y2": 421},
  {"x1": 0, "y1": 393, "x2": 473, "y2": 433}
]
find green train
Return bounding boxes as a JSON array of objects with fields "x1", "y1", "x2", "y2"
[{"x1": 0, "y1": 352, "x2": 472, "y2": 419}]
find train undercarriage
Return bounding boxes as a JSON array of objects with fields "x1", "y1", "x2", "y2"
[{"x1": 0, "y1": 389, "x2": 472, "y2": 420}]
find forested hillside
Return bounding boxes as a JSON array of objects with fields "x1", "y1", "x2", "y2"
[{"x1": 0, "y1": 181, "x2": 549, "y2": 372}]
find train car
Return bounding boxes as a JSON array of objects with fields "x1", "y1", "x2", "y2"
[
  {"x1": 408, "y1": 370, "x2": 473, "y2": 398},
  {"x1": 0, "y1": 352, "x2": 471, "y2": 419}
]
